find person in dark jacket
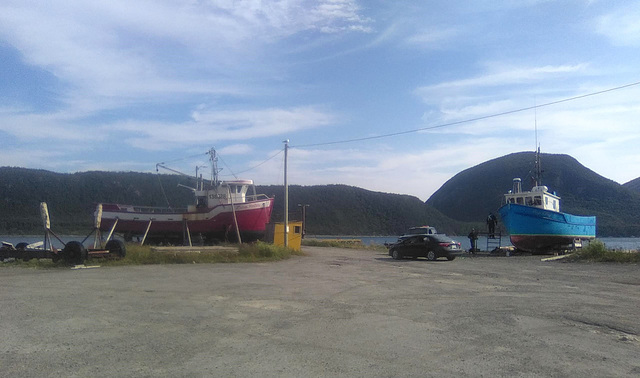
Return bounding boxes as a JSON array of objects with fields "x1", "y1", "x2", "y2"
[
  {"x1": 487, "y1": 213, "x2": 498, "y2": 238},
  {"x1": 468, "y1": 228, "x2": 478, "y2": 253}
]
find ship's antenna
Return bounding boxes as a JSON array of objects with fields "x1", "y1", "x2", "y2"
[
  {"x1": 535, "y1": 146, "x2": 542, "y2": 187},
  {"x1": 533, "y1": 99, "x2": 542, "y2": 187}
]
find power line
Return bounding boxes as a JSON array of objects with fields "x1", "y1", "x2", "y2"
[{"x1": 291, "y1": 80, "x2": 640, "y2": 148}]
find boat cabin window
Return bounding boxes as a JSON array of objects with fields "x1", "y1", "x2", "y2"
[
  {"x1": 516, "y1": 197, "x2": 524, "y2": 205},
  {"x1": 533, "y1": 196, "x2": 542, "y2": 206}
]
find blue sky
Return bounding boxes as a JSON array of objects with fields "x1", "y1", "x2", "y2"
[{"x1": 1, "y1": 0, "x2": 639, "y2": 201}]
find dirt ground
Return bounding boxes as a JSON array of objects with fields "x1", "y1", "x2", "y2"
[{"x1": 1, "y1": 247, "x2": 639, "y2": 377}]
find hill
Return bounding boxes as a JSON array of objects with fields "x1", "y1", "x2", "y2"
[
  {"x1": 257, "y1": 184, "x2": 463, "y2": 236},
  {"x1": 0, "y1": 167, "x2": 467, "y2": 236},
  {"x1": 623, "y1": 177, "x2": 640, "y2": 193},
  {"x1": 426, "y1": 152, "x2": 640, "y2": 236},
  {"x1": 3, "y1": 153, "x2": 639, "y2": 237},
  {"x1": 0, "y1": 167, "x2": 193, "y2": 234}
]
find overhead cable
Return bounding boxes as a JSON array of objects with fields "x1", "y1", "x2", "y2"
[{"x1": 291, "y1": 80, "x2": 640, "y2": 148}]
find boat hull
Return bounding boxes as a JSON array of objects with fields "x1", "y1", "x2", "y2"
[
  {"x1": 98, "y1": 198, "x2": 274, "y2": 243},
  {"x1": 498, "y1": 203, "x2": 596, "y2": 252}
]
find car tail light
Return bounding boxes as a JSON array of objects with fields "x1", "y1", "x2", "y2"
[{"x1": 439, "y1": 243, "x2": 450, "y2": 247}]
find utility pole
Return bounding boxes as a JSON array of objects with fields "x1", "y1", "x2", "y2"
[{"x1": 283, "y1": 140, "x2": 289, "y2": 247}]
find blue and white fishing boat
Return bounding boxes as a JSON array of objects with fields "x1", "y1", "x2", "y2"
[{"x1": 498, "y1": 149, "x2": 596, "y2": 252}]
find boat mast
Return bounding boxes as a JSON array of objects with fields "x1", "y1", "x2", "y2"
[
  {"x1": 534, "y1": 147, "x2": 542, "y2": 187},
  {"x1": 208, "y1": 148, "x2": 220, "y2": 187}
]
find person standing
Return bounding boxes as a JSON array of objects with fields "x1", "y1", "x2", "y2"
[
  {"x1": 487, "y1": 213, "x2": 498, "y2": 238},
  {"x1": 468, "y1": 228, "x2": 478, "y2": 253}
]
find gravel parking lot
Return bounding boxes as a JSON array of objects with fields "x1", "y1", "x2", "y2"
[{"x1": 2, "y1": 247, "x2": 639, "y2": 377}]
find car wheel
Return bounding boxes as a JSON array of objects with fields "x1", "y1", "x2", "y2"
[
  {"x1": 391, "y1": 249, "x2": 402, "y2": 260},
  {"x1": 426, "y1": 250, "x2": 437, "y2": 261},
  {"x1": 447, "y1": 255, "x2": 456, "y2": 261}
]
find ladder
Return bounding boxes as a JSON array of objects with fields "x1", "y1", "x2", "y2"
[{"x1": 486, "y1": 232, "x2": 502, "y2": 252}]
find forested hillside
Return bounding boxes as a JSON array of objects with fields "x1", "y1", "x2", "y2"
[
  {"x1": 426, "y1": 152, "x2": 640, "y2": 236},
  {"x1": 0, "y1": 167, "x2": 470, "y2": 236},
  {"x1": 3, "y1": 152, "x2": 639, "y2": 237},
  {"x1": 257, "y1": 185, "x2": 464, "y2": 235},
  {"x1": 0, "y1": 167, "x2": 193, "y2": 234},
  {"x1": 624, "y1": 177, "x2": 640, "y2": 193}
]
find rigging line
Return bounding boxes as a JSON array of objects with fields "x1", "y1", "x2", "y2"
[
  {"x1": 222, "y1": 149, "x2": 285, "y2": 176},
  {"x1": 217, "y1": 153, "x2": 238, "y2": 179},
  {"x1": 156, "y1": 173, "x2": 172, "y2": 209},
  {"x1": 291, "y1": 80, "x2": 640, "y2": 149},
  {"x1": 157, "y1": 151, "x2": 209, "y2": 166}
]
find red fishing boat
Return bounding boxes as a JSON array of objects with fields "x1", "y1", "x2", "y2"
[{"x1": 97, "y1": 149, "x2": 274, "y2": 244}]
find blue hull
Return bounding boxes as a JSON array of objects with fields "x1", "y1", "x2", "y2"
[{"x1": 498, "y1": 203, "x2": 596, "y2": 252}]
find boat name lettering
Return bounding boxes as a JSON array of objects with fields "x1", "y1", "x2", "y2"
[{"x1": 209, "y1": 193, "x2": 227, "y2": 199}]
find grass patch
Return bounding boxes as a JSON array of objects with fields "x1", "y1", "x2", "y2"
[
  {"x1": 0, "y1": 241, "x2": 304, "y2": 268},
  {"x1": 0, "y1": 258, "x2": 65, "y2": 269},
  {"x1": 237, "y1": 241, "x2": 304, "y2": 261},
  {"x1": 565, "y1": 240, "x2": 640, "y2": 263},
  {"x1": 302, "y1": 238, "x2": 388, "y2": 252}
]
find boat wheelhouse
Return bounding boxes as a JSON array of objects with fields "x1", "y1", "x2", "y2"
[{"x1": 503, "y1": 178, "x2": 560, "y2": 212}]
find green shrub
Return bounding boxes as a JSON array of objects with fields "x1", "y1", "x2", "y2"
[
  {"x1": 238, "y1": 241, "x2": 302, "y2": 261},
  {"x1": 567, "y1": 240, "x2": 640, "y2": 263}
]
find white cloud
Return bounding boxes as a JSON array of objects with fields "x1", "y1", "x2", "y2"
[
  {"x1": 415, "y1": 63, "x2": 590, "y2": 105},
  {"x1": 219, "y1": 144, "x2": 253, "y2": 155},
  {"x1": 114, "y1": 106, "x2": 337, "y2": 151},
  {"x1": 0, "y1": 0, "x2": 371, "y2": 107},
  {"x1": 596, "y1": 3, "x2": 640, "y2": 47},
  {"x1": 404, "y1": 27, "x2": 460, "y2": 48}
]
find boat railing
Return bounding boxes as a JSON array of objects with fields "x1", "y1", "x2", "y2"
[
  {"x1": 124, "y1": 205, "x2": 188, "y2": 214},
  {"x1": 245, "y1": 194, "x2": 272, "y2": 202}
]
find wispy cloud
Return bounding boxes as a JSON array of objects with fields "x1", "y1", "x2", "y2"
[
  {"x1": 0, "y1": 0, "x2": 371, "y2": 106},
  {"x1": 416, "y1": 63, "x2": 590, "y2": 102},
  {"x1": 404, "y1": 27, "x2": 461, "y2": 48},
  {"x1": 113, "y1": 106, "x2": 337, "y2": 151},
  {"x1": 596, "y1": 3, "x2": 640, "y2": 47}
]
